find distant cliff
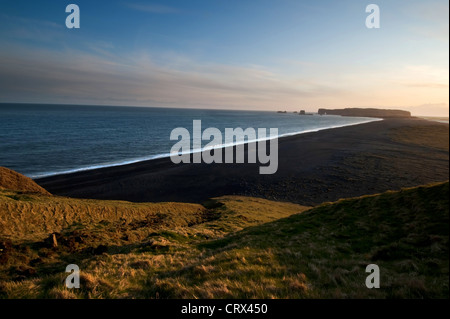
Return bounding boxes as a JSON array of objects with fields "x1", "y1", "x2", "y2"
[{"x1": 318, "y1": 108, "x2": 411, "y2": 118}]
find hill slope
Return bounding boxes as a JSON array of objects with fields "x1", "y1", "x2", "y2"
[
  {"x1": 190, "y1": 181, "x2": 449, "y2": 298},
  {"x1": 0, "y1": 178, "x2": 448, "y2": 299},
  {"x1": 0, "y1": 167, "x2": 51, "y2": 196}
]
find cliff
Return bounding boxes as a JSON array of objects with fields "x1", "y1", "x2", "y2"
[{"x1": 318, "y1": 108, "x2": 411, "y2": 118}]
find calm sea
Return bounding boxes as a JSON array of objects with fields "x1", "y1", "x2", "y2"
[{"x1": 0, "y1": 103, "x2": 380, "y2": 178}]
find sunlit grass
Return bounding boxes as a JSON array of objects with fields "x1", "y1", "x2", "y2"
[{"x1": 0, "y1": 182, "x2": 448, "y2": 299}]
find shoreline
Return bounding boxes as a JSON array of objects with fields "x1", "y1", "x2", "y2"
[
  {"x1": 35, "y1": 117, "x2": 449, "y2": 206},
  {"x1": 28, "y1": 116, "x2": 381, "y2": 179}
]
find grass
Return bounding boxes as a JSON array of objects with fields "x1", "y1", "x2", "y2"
[
  {"x1": 0, "y1": 190, "x2": 208, "y2": 242},
  {"x1": 389, "y1": 124, "x2": 449, "y2": 151},
  {"x1": 0, "y1": 167, "x2": 51, "y2": 196},
  {"x1": 0, "y1": 182, "x2": 448, "y2": 299}
]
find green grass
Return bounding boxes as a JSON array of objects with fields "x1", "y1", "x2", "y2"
[
  {"x1": 188, "y1": 182, "x2": 449, "y2": 298},
  {"x1": 0, "y1": 183, "x2": 448, "y2": 299}
]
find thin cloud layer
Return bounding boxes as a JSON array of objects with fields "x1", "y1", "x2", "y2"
[
  {"x1": 0, "y1": 45, "x2": 348, "y2": 110},
  {"x1": 0, "y1": 1, "x2": 448, "y2": 116},
  {"x1": 0, "y1": 45, "x2": 448, "y2": 116},
  {"x1": 125, "y1": 3, "x2": 179, "y2": 14}
]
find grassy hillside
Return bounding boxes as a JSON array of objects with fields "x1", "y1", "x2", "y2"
[
  {"x1": 0, "y1": 167, "x2": 51, "y2": 196},
  {"x1": 0, "y1": 181, "x2": 448, "y2": 299},
  {"x1": 190, "y1": 182, "x2": 449, "y2": 299},
  {"x1": 0, "y1": 189, "x2": 208, "y2": 242},
  {"x1": 0, "y1": 191, "x2": 309, "y2": 298}
]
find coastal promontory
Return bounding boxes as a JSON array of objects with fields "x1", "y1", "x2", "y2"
[{"x1": 318, "y1": 108, "x2": 411, "y2": 118}]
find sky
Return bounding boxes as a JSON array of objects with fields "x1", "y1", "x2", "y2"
[{"x1": 0, "y1": 0, "x2": 448, "y2": 116}]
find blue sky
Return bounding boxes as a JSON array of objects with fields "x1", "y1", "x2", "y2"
[{"x1": 0, "y1": 0, "x2": 448, "y2": 115}]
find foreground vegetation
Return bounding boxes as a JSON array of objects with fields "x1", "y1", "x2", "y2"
[{"x1": 0, "y1": 178, "x2": 448, "y2": 298}]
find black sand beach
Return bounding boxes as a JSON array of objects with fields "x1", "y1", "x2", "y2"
[{"x1": 36, "y1": 118, "x2": 449, "y2": 206}]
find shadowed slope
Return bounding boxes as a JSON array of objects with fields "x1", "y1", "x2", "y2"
[{"x1": 141, "y1": 181, "x2": 449, "y2": 298}]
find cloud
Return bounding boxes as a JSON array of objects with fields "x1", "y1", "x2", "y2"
[
  {"x1": 1, "y1": 45, "x2": 448, "y2": 115},
  {"x1": 0, "y1": 13, "x2": 62, "y2": 29},
  {"x1": 407, "y1": 103, "x2": 449, "y2": 117},
  {"x1": 405, "y1": 83, "x2": 449, "y2": 89},
  {"x1": 0, "y1": 13, "x2": 65, "y2": 44},
  {"x1": 0, "y1": 47, "x2": 342, "y2": 110},
  {"x1": 125, "y1": 3, "x2": 179, "y2": 14}
]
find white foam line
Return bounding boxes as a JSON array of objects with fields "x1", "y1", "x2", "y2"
[{"x1": 30, "y1": 117, "x2": 382, "y2": 179}]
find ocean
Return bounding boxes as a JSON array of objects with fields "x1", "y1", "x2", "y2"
[{"x1": 0, "y1": 103, "x2": 380, "y2": 178}]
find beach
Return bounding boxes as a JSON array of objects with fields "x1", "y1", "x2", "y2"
[{"x1": 35, "y1": 117, "x2": 449, "y2": 206}]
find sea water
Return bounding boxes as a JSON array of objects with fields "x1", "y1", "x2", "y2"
[{"x1": 0, "y1": 103, "x2": 380, "y2": 178}]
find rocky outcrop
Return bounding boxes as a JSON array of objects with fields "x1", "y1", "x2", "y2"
[{"x1": 318, "y1": 108, "x2": 411, "y2": 118}]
